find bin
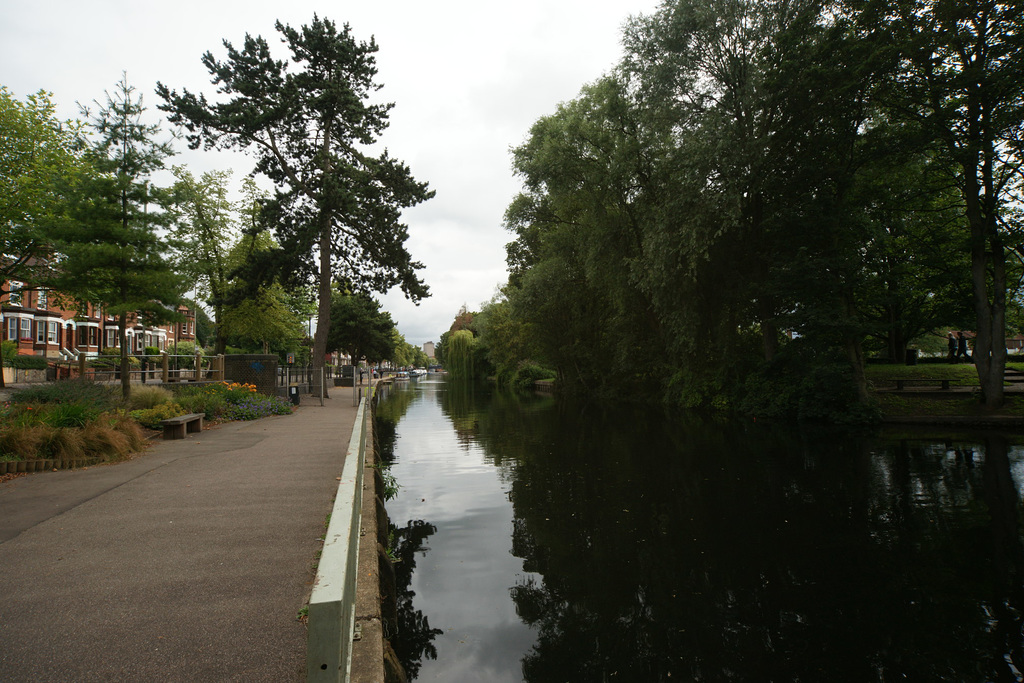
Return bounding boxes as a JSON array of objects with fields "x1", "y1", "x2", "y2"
[{"x1": 289, "y1": 385, "x2": 300, "y2": 405}]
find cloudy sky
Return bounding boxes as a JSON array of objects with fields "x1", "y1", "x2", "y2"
[{"x1": 1, "y1": 0, "x2": 660, "y2": 348}]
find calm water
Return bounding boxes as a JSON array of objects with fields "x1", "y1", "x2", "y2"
[{"x1": 375, "y1": 377, "x2": 1024, "y2": 682}]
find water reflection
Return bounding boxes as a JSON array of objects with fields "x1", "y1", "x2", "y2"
[{"x1": 377, "y1": 378, "x2": 1024, "y2": 681}]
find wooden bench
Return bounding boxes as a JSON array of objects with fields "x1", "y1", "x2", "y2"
[
  {"x1": 160, "y1": 413, "x2": 205, "y2": 440},
  {"x1": 893, "y1": 378, "x2": 954, "y2": 390}
]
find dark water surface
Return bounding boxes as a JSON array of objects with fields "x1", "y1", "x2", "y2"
[{"x1": 376, "y1": 377, "x2": 1024, "y2": 682}]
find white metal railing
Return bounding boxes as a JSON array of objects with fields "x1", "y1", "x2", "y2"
[{"x1": 306, "y1": 390, "x2": 371, "y2": 681}]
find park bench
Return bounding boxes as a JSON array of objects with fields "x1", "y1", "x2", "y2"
[
  {"x1": 892, "y1": 377, "x2": 955, "y2": 390},
  {"x1": 160, "y1": 413, "x2": 205, "y2": 440}
]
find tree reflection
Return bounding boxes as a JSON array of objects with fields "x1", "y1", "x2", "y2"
[
  {"x1": 389, "y1": 518, "x2": 443, "y2": 679},
  {"x1": 495, "y1": 400, "x2": 1024, "y2": 681}
]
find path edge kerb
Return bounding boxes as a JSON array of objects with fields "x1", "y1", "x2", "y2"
[{"x1": 306, "y1": 395, "x2": 371, "y2": 681}]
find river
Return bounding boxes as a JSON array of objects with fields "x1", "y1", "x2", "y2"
[{"x1": 374, "y1": 375, "x2": 1024, "y2": 682}]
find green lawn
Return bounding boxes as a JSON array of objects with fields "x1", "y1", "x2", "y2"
[
  {"x1": 867, "y1": 362, "x2": 1024, "y2": 418},
  {"x1": 865, "y1": 362, "x2": 1024, "y2": 386}
]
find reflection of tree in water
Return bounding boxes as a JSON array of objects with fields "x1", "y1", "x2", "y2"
[
  {"x1": 390, "y1": 519, "x2": 443, "y2": 679},
  {"x1": 499, "y1": 399, "x2": 1024, "y2": 681}
]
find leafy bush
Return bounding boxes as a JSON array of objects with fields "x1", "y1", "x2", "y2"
[
  {"x1": 130, "y1": 403, "x2": 185, "y2": 430},
  {"x1": 127, "y1": 385, "x2": 174, "y2": 410},
  {"x1": 220, "y1": 393, "x2": 294, "y2": 421},
  {"x1": 1, "y1": 340, "x2": 16, "y2": 365},
  {"x1": 511, "y1": 363, "x2": 556, "y2": 392},
  {"x1": 90, "y1": 349, "x2": 140, "y2": 368},
  {"x1": 171, "y1": 384, "x2": 227, "y2": 419},
  {"x1": 42, "y1": 402, "x2": 101, "y2": 428},
  {"x1": 10, "y1": 379, "x2": 118, "y2": 411},
  {"x1": 9, "y1": 355, "x2": 49, "y2": 370}
]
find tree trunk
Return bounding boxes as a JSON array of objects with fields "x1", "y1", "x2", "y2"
[
  {"x1": 965, "y1": 163, "x2": 1006, "y2": 408},
  {"x1": 213, "y1": 303, "x2": 227, "y2": 356},
  {"x1": 312, "y1": 223, "x2": 331, "y2": 398}
]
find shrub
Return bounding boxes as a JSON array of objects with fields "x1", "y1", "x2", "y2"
[
  {"x1": 511, "y1": 363, "x2": 556, "y2": 392},
  {"x1": 9, "y1": 355, "x2": 48, "y2": 370},
  {"x1": 129, "y1": 403, "x2": 185, "y2": 430},
  {"x1": 10, "y1": 379, "x2": 118, "y2": 411},
  {"x1": 41, "y1": 402, "x2": 101, "y2": 428},
  {"x1": 220, "y1": 394, "x2": 294, "y2": 421},
  {"x1": 172, "y1": 385, "x2": 225, "y2": 419},
  {"x1": 127, "y1": 385, "x2": 174, "y2": 411},
  {"x1": 1, "y1": 340, "x2": 16, "y2": 365}
]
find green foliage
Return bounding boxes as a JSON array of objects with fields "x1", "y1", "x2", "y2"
[
  {"x1": 44, "y1": 75, "x2": 185, "y2": 400},
  {"x1": 129, "y1": 402, "x2": 185, "y2": 430},
  {"x1": 220, "y1": 394, "x2": 294, "y2": 421},
  {"x1": 8, "y1": 355, "x2": 48, "y2": 370},
  {"x1": 41, "y1": 402, "x2": 101, "y2": 428},
  {"x1": 158, "y1": 15, "x2": 433, "y2": 392},
  {"x1": 127, "y1": 385, "x2": 174, "y2": 410},
  {"x1": 172, "y1": 389, "x2": 224, "y2": 420},
  {"x1": 0, "y1": 87, "x2": 87, "y2": 286},
  {"x1": 445, "y1": 330, "x2": 476, "y2": 380},
  {"x1": 10, "y1": 379, "x2": 118, "y2": 411},
  {"x1": 1, "y1": 340, "x2": 16, "y2": 365},
  {"x1": 511, "y1": 363, "x2": 556, "y2": 392},
  {"x1": 327, "y1": 291, "x2": 396, "y2": 363}
]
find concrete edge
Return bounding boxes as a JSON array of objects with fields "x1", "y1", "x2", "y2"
[{"x1": 350, "y1": 402, "x2": 385, "y2": 682}]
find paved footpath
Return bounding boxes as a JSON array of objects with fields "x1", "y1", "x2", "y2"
[{"x1": 0, "y1": 391, "x2": 360, "y2": 682}]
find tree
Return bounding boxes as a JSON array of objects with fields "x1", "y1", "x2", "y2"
[
  {"x1": 0, "y1": 87, "x2": 86, "y2": 287},
  {"x1": 221, "y1": 282, "x2": 304, "y2": 354},
  {"x1": 47, "y1": 75, "x2": 184, "y2": 399},
  {"x1": 864, "y1": 0, "x2": 1024, "y2": 406},
  {"x1": 326, "y1": 290, "x2": 396, "y2": 365},
  {"x1": 170, "y1": 166, "x2": 237, "y2": 354},
  {"x1": 157, "y1": 15, "x2": 433, "y2": 396},
  {"x1": 0, "y1": 87, "x2": 88, "y2": 389}
]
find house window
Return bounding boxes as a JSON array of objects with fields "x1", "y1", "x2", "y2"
[
  {"x1": 37, "y1": 290, "x2": 47, "y2": 309},
  {"x1": 36, "y1": 321, "x2": 45, "y2": 343},
  {"x1": 90, "y1": 327, "x2": 99, "y2": 347},
  {"x1": 6, "y1": 318, "x2": 17, "y2": 341},
  {"x1": 9, "y1": 282, "x2": 22, "y2": 306},
  {"x1": 136, "y1": 334, "x2": 144, "y2": 351},
  {"x1": 20, "y1": 318, "x2": 31, "y2": 340},
  {"x1": 47, "y1": 321, "x2": 57, "y2": 344},
  {"x1": 106, "y1": 328, "x2": 117, "y2": 348}
]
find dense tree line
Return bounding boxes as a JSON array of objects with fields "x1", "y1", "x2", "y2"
[{"x1": 459, "y1": 0, "x2": 1024, "y2": 419}]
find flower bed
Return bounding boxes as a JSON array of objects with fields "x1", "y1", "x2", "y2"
[{"x1": 0, "y1": 379, "x2": 295, "y2": 468}]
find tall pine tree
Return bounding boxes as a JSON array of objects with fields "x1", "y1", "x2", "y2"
[
  {"x1": 48, "y1": 74, "x2": 184, "y2": 399},
  {"x1": 158, "y1": 15, "x2": 432, "y2": 396}
]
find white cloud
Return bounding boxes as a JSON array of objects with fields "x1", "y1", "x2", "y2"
[{"x1": 0, "y1": 0, "x2": 659, "y2": 348}]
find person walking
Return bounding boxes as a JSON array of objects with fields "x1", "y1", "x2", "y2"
[
  {"x1": 956, "y1": 332, "x2": 969, "y2": 363},
  {"x1": 948, "y1": 332, "x2": 957, "y2": 363}
]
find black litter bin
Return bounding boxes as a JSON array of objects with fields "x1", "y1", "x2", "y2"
[
  {"x1": 905, "y1": 349, "x2": 918, "y2": 365},
  {"x1": 289, "y1": 385, "x2": 300, "y2": 405}
]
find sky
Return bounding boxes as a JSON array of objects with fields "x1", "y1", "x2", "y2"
[{"x1": 1, "y1": 0, "x2": 661, "y2": 348}]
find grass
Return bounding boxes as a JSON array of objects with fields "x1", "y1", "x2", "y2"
[
  {"x1": 865, "y1": 362, "x2": 987, "y2": 387},
  {"x1": 868, "y1": 362, "x2": 1024, "y2": 418}
]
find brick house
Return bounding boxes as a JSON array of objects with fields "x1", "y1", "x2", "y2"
[{"x1": 1, "y1": 279, "x2": 194, "y2": 359}]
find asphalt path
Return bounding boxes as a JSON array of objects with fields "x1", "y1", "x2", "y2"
[{"x1": 0, "y1": 393, "x2": 358, "y2": 682}]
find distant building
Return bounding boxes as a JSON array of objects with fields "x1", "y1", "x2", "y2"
[{"x1": 423, "y1": 341, "x2": 435, "y2": 360}]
